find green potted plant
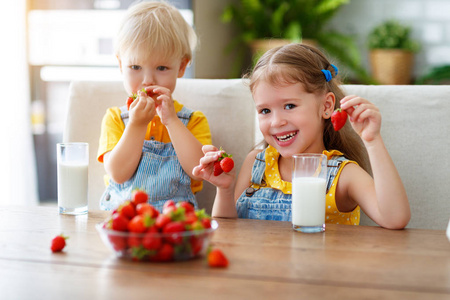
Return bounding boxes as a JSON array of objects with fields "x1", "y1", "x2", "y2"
[
  {"x1": 368, "y1": 20, "x2": 420, "y2": 84},
  {"x1": 221, "y1": 0, "x2": 372, "y2": 83}
]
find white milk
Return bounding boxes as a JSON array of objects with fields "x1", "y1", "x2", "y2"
[
  {"x1": 292, "y1": 177, "x2": 326, "y2": 226},
  {"x1": 57, "y1": 161, "x2": 88, "y2": 209}
]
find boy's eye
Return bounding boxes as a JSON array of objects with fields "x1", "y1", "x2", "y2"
[
  {"x1": 130, "y1": 65, "x2": 141, "y2": 70},
  {"x1": 157, "y1": 66, "x2": 168, "y2": 71},
  {"x1": 285, "y1": 104, "x2": 296, "y2": 110},
  {"x1": 260, "y1": 108, "x2": 270, "y2": 115}
]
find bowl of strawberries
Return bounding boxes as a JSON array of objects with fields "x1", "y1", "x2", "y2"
[{"x1": 96, "y1": 190, "x2": 218, "y2": 262}]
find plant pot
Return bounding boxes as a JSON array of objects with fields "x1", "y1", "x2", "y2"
[{"x1": 369, "y1": 49, "x2": 414, "y2": 85}]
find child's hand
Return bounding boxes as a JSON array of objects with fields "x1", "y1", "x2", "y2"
[
  {"x1": 340, "y1": 95, "x2": 382, "y2": 142},
  {"x1": 128, "y1": 90, "x2": 156, "y2": 127},
  {"x1": 192, "y1": 145, "x2": 236, "y2": 189},
  {"x1": 148, "y1": 86, "x2": 177, "y2": 126}
]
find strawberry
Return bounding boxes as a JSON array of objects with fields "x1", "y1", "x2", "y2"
[
  {"x1": 220, "y1": 157, "x2": 234, "y2": 173},
  {"x1": 126, "y1": 88, "x2": 149, "y2": 110},
  {"x1": 163, "y1": 221, "x2": 186, "y2": 244},
  {"x1": 155, "y1": 213, "x2": 171, "y2": 229},
  {"x1": 51, "y1": 234, "x2": 68, "y2": 252},
  {"x1": 128, "y1": 214, "x2": 154, "y2": 233},
  {"x1": 118, "y1": 201, "x2": 136, "y2": 219},
  {"x1": 136, "y1": 203, "x2": 159, "y2": 218},
  {"x1": 177, "y1": 201, "x2": 195, "y2": 214},
  {"x1": 126, "y1": 96, "x2": 135, "y2": 110},
  {"x1": 108, "y1": 235, "x2": 127, "y2": 251},
  {"x1": 142, "y1": 232, "x2": 162, "y2": 251},
  {"x1": 331, "y1": 108, "x2": 348, "y2": 131},
  {"x1": 208, "y1": 248, "x2": 228, "y2": 268},
  {"x1": 151, "y1": 243, "x2": 174, "y2": 262},
  {"x1": 131, "y1": 189, "x2": 148, "y2": 206},
  {"x1": 112, "y1": 212, "x2": 129, "y2": 232},
  {"x1": 214, "y1": 149, "x2": 234, "y2": 176}
]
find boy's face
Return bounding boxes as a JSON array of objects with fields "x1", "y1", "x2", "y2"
[{"x1": 117, "y1": 51, "x2": 189, "y2": 95}]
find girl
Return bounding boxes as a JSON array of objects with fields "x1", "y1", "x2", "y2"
[
  {"x1": 193, "y1": 43, "x2": 410, "y2": 229},
  {"x1": 97, "y1": 2, "x2": 211, "y2": 211}
]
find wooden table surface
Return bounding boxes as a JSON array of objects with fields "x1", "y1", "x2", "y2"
[{"x1": 1, "y1": 205, "x2": 449, "y2": 300}]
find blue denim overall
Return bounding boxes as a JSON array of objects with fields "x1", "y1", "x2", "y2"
[
  {"x1": 236, "y1": 149, "x2": 346, "y2": 221},
  {"x1": 100, "y1": 105, "x2": 197, "y2": 212}
]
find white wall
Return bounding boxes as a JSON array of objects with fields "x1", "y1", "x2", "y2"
[{"x1": 327, "y1": 0, "x2": 450, "y2": 78}]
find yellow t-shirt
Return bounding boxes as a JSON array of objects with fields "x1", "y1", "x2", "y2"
[
  {"x1": 97, "y1": 100, "x2": 212, "y2": 194},
  {"x1": 252, "y1": 145, "x2": 360, "y2": 225}
]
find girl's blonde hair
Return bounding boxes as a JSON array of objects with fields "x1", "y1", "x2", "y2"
[
  {"x1": 115, "y1": 1, "x2": 197, "y2": 62},
  {"x1": 247, "y1": 43, "x2": 371, "y2": 174}
]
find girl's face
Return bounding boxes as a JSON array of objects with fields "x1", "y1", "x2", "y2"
[
  {"x1": 117, "y1": 50, "x2": 189, "y2": 95},
  {"x1": 253, "y1": 80, "x2": 330, "y2": 158}
]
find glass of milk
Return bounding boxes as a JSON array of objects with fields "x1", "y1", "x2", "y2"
[
  {"x1": 56, "y1": 143, "x2": 89, "y2": 215},
  {"x1": 292, "y1": 153, "x2": 327, "y2": 233}
]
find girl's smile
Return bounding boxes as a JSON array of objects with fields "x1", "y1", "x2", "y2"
[{"x1": 273, "y1": 130, "x2": 298, "y2": 146}]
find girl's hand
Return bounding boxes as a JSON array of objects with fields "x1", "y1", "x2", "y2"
[
  {"x1": 128, "y1": 90, "x2": 156, "y2": 127},
  {"x1": 148, "y1": 86, "x2": 177, "y2": 126},
  {"x1": 340, "y1": 95, "x2": 382, "y2": 143},
  {"x1": 192, "y1": 145, "x2": 236, "y2": 189}
]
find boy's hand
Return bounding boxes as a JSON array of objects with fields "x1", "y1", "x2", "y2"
[
  {"x1": 340, "y1": 95, "x2": 382, "y2": 143},
  {"x1": 192, "y1": 145, "x2": 236, "y2": 189},
  {"x1": 128, "y1": 89, "x2": 156, "y2": 127},
  {"x1": 148, "y1": 86, "x2": 177, "y2": 126}
]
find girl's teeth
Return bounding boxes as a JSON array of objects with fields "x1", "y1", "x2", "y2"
[{"x1": 277, "y1": 132, "x2": 296, "y2": 141}]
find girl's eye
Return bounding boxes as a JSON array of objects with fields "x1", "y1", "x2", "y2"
[
  {"x1": 130, "y1": 65, "x2": 141, "y2": 70},
  {"x1": 260, "y1": 108, "x2": 270, "y2": 115},
  {"x1": 157, "y1": 66, "x2": 168, "y2": 71},
  {"x1": 285, "y1": 104, "x2": 296, "y2": 110}
]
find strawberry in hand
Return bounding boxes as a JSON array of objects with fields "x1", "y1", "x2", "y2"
[
  {"x1": 331, "y1": 108, "x2": 348, "y2": 131},
  {"x1": 126, "y1": 88, "x2": 152, "y2": 110},
  {"x1": 213, "y1": 149, "x2": 234, "y2": 176}
]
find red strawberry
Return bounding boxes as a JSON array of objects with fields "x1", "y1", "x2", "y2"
[
  {"x1": 155, "y1": 213, "x2": 171, "y2": 229},
  {"x1": 177, "y1": 201, "x2": 195, "y2": 214},
  {"x1": 131, "y1": 189, "x2": 148, "y2": 206},
  {"x1": 151, "y1": 243, "x2": 174, "y2": 262},
  {"x1": 142, "y1": 232, "x2": 162, "y2": 250},
  {"x1": 128, "y1": 214, "x2": 154, "y2": 233},
  {"x1": 136, "y1": 203, "x2": 159, "y2": 218},
  {"x1": 51, "y1": 234, "x2": 68, "y2": 252},
  {"x1": 220, "y1": 157, "x2": 234, "y2": 173},
  {"x1": 112, "y1": 212, "x2": 129, "y2": 232},
  {"x1": 331, "y1": 108, "x2": 348, "y2": 131},
  {"x1": 118, "y1": 201, "x2": 136, "y2": 219},
  {"x1": 108, "y1": 235, "x2": 127, "y2": 251},
  {"x1": 208, "y1": 248, "x2": 229, "y2": 268},
  {"x1": 213, "y1": 161, "x2": 223, "y2": 176},
  {"x1": 126, "y1": 96, "x2": 135, "y2": 110},
  {"x1": 163, "y1": 221, "x2": 186, "y2": 244}
]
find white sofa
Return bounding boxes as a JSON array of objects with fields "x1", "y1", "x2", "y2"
[{"x1": 64, "y1": 79, "x2": 450, "y2": 230}]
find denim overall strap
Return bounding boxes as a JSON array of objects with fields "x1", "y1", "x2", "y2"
[
  {"x1": 250, "y1": 150, "x2": 266, "y2": 185},
  {"x1": 100, "y1": 105, "x2": 196, "y2": 211},
  {"x1": 326, "y1": 155, "x2": 347, "y2": 192}
]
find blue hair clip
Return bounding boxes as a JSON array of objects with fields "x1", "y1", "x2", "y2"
[
  {"x1": 321, "y1": 64, "x2": 339, "y2": 82},
  {"x1": 321, "y1": 70, "x2": 332, "y2": 82},
  {"x1": 331, "y1": 64, "x2": 338, "y2": 75}
]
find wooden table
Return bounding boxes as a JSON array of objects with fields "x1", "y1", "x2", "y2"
[{"x1": 1, "y1": 205, "x2": 449, "y2": 299}]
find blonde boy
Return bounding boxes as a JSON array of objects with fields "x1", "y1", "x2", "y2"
[{"x1": 97, "y1": 1, "x2": 211, "y2": 211}]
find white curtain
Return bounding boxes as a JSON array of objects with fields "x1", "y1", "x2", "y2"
[{"x1": 0, "y1": 1, "x2": 38, "y2": 205}]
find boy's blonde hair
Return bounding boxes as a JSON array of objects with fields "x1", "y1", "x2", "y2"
[
  {"x1": 247, "y1": 43, "x2": 371, "y2": 174},
  {"x1": 115, "y1": 1, "x2": 197, "y2": 62}
]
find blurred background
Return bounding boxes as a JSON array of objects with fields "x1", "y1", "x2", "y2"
[{"x1": 2, "y1": 0, "x2": 449, "y2": 206}]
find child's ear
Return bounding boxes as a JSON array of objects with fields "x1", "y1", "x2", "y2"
[
  {"x1": 177, "y1": 57, "x2": 190, "y2": 78},
  {"x1": 323, "y1": 92, "x2": 335, "y2": 119},
  {"x1": 116, "y1": 55, "x2": 123, "y2": 73}
]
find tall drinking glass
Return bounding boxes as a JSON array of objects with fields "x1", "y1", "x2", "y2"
[
  {"x1": 292, "y1": 153, "x2": 327, "y2": 233},
  {"x1": 57, "y1": 143, "x2": 89, "y2": 215}
]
